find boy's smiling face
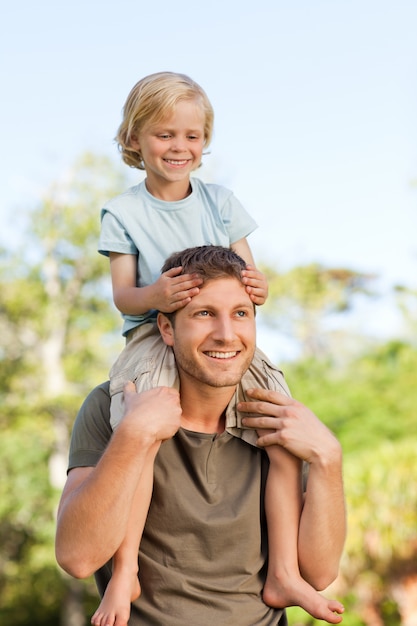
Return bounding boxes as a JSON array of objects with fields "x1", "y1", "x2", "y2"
[{"x1": 131, "y1": 99, "x2": 205, "y2": 199}]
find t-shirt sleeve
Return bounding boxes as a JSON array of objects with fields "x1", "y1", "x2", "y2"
[
  {"x1": 219, "y1": 189, "x2": 258, "y2": 244},
  {"x1": 98, "y1": 209, "x2": 138, "y2": 257},
  {"x1": 68, "y1": 382, "x2": 112, "y2": 471}
]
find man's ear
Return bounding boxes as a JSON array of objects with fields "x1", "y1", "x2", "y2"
[{"x1": 157, "y1": 312, "x2": 174, "y2": 346}]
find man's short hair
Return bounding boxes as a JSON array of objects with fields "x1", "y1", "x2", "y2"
[
  {"x1": 160, "y1": 246, "x2": 251, "y2": 322},
  {"x1": 161, "y1": 245, "x2": 246, "y2": 282}
]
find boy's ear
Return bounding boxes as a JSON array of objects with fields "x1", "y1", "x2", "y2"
[
  {"x1": 157, "y1": 312, "x2": 174, "y2": 346},
  {"x1": 130, "y1": 133, "x2": 140, "y2": 150}
]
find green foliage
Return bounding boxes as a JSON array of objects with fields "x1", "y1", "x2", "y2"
[
  {"x1": 261, "y1": 262, "x2": 377, "y2": 359},
  {"x1": 284, "y1": 340, "x2": 417, "y2": 453},
  {"x1": 393, "y1": 283, "x2": 417, "y2": 339},
  {"x1": 282, "y1": 341, "x2": 417, "y2": 625},
  {"x1": 0, "y1": 153, "x2": 129, "y2": 625},
  {"x1": 0, "y1": 401, "x2": 56, "y2": 620},
  {"x1": 0, "y1": 395, "x2": 100, "y2": 626},
  {"x1": 336, "y1": 438, "x2": 417, "y2": 625},
  {"x1": 344, "y1": 439, "x2": 417, "y2": 574},
  {"x1": 0, "y1": 153, "x2": 127, "y2": 401}
]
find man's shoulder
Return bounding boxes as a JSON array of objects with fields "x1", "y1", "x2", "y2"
[
  {"x1": 68, "y1": 382, "x2": 112, "y2": 471},
  {"x1": 77, "y1": 381, "x2": 111, "y2": 425},
  {"x1": 84, "y1": 380, "x2": 111, "y2": 402}
]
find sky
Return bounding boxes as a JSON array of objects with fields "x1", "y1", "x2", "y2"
[{"x1": 1, "y1": 0, "x2": 416, "y2": 354}]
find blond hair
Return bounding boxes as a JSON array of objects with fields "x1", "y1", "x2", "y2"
[{"x1": 116, "y1": 72, "x2": 214, "y2": 170}]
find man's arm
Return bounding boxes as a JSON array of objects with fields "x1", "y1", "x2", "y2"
[
  {"x1": 296, "y1": 435, "x2": 345, "y2": 588},
  {"x1": 55, "y1": 382, "x2": 181, "y2": 579},
  {"x1": 238, "y1": 388, "x2": 346, "y2": 590}
]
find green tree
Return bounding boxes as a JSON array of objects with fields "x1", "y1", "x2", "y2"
[
  {"x1": 394, "y1": 283, "x2": 417, "y2": 341},
  {"x1": 284, "y1": 342, "x2": 417, "y2": 625},
  {"x1": 261, "y1": 263, "x2": 376, "y2": 359},
  {"x1": 0, "y1": 153, "x2": 130, "y2": 625},
  {"x1": 341, "y1": 439, "x2": 417, "y2": 626}
]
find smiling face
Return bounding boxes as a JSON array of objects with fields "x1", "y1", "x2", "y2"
[
  {"x1": 158, "y1": 277, "x2": 256, "y2": 392},
  {"x1": 131, "y1": 98, "x2": 206, "y2": 200}
]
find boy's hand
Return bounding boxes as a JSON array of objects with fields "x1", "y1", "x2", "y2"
[
  {"x1": 153, "y1": 266, "x2": 203, "y2": 312},
  {"x1": 242, "y1": 265, "x2": 268, "y2": 305}
]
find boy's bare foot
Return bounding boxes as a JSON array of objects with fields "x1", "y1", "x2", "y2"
[
  {"x1": 263, "y1": 575, "x2": 344, "y2": 624},
  {"x1": 91, "y1": 571, "x2": 141, "y2": 626}
]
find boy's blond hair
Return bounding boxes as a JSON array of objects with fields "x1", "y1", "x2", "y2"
[{"x1": 116, "y1": 71, "x2": 214, "y2": 170}]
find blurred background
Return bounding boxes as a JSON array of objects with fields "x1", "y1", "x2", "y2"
[{"x1": 1, "y1": 1, "x2": 416, "y2": 624}]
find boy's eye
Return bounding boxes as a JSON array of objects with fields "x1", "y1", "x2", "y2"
[{"x1": 158, "y1": 134, "x2": 171, "y2": 139}]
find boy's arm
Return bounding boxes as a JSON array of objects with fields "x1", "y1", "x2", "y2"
[
  {"x1": 231, "y1": 238, "x2": 268, "y2": 305},
  {"x1": 55, "y1": 383, "x2": 181, "y2": 578},
  {"x1": 109, "y1": 252, "x2": 202, "y2": 315}
]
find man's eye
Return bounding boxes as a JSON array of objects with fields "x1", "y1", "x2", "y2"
[
  {"x1": 236, "y1": 310, "x2": 247, "y2": 317},
  {"x1": 197, "y1": 310, "x2": 210, "y2": 317}
]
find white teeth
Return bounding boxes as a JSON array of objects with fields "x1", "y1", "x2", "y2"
[
  {"x1": 206, "y1": 351, "x2": 237, "y2": 359},
  {"x1": 165, "y1": 159, "x2": 188, "y2": 165}
]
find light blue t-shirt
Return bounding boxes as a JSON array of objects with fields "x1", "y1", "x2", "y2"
[{"x1": 99, "y1": 177, "x2": 258, "y2": 336}]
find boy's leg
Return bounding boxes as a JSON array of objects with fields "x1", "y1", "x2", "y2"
[
  {"x1": 91, "y1": 448, "x2": 155, "y2": 626},
  {"x1": 238, "y1": 349, "x2": 344, "y2": 623},
  {"x1": 110, "y1": 323, "x2": 178, "y2": 430},
  {"x1": 263, "y1": 445, "x2": 344, "y2": 623},
  {"x1": 93, "y1": 325, "x2": 179, "y2": 626}
]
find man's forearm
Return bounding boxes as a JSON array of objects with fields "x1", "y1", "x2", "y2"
[
  {"x1": 298, "y1": 443, "x2": 346, "y2": 589},
  {"x1": 56, "y1": 383, "x2": 182, "y2": 578},
  {"x1": 55, "y1": 428, "x2": 160, "y2": 578}
]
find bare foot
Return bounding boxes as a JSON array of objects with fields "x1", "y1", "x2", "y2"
[
  {"x1": 91, "y1": 571, "x2": 141, "y2": 626},
  {"x1": 263, "y1": 575, "x2": 344, "y2": 624}
]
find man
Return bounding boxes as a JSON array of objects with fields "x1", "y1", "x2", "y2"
[{"x1": 55, "y1": 246, "x2": 346, "y2": 626}]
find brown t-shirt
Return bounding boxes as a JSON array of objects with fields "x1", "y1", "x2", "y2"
[{"x1": 69, "y1": 382, "x2": 287, "y2": 625}]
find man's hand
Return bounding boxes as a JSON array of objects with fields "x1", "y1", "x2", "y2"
[
  {"x1": 120, "y1": 381, "x2": 182, "y2": 444},
  {"x1": 238, "y1": 388, "x2": 341, "y2": 466},
  {"x1": 241, "y1": 265, "x2": 268, "y2": 305}
]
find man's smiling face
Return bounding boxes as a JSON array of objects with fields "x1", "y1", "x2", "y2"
[{"x1": 159, "y1": 276, "x2": 256, "y2": 391}]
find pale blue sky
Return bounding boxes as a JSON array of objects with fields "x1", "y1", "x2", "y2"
[{"x1": 1, "y1": 0, "x2": 416, "y2": 351}]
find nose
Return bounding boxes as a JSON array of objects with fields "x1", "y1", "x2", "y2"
[
  {"x1": 171, "y1": 136, "x2": 187, "y2": 152},
  {"x1": 211, "y1": 314, "x2": 236, "y2": 343}
]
